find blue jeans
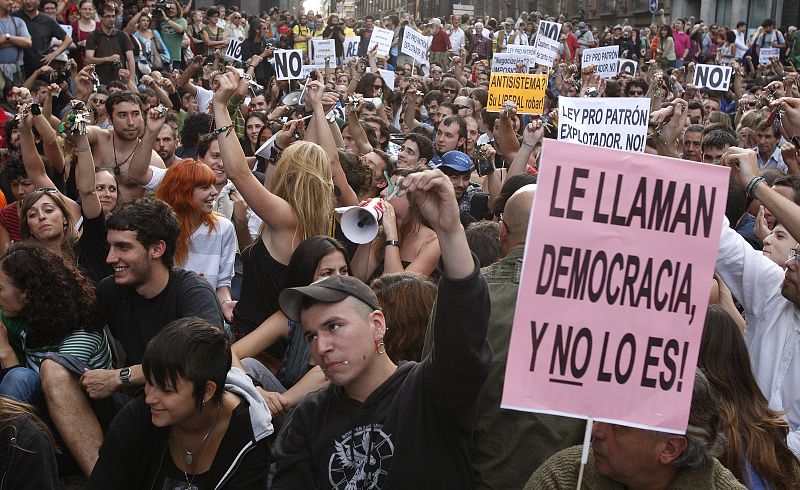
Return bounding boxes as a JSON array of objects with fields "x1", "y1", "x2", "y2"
[{"x1": 0, "y1": 366, "x2": 42, "y2": 404}]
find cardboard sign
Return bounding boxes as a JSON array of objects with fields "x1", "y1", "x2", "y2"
[
  {"x1": 618, "y1": 59, "x2": 637, "y2": 76},
  {"x1": 582, "y1": 46, "x2": 620, "y2": 78},
  {"x1": 537, "y1": 20, "x2": 562, "y2": 42},
  {"x1": 486, "y1": 73, "x2": 547, "y2": 114},
  {"x1": 533, "y1": 36, "x2": 561, "y2": 67},
  {"x1": 558, "y1": 97, "x2": 651, "y2": 152},
  {"x1": 368, "y1": 27, "x2": 394, "y2": 57},
  {"x1": 502, "y1": 139, "x2": 729, "y2": 433},
  {"x1": 274, "y1": 49, "x2": 304, "y2": 80},
  {"x1": 759, "y1": 47, "x2": 780, "y2": 65},
  {"x1": 300, "y1": 64, "x2": 326, "y2": 78},
  {"x1": 223, "y1": 38, "x2": 243, "y2": 62},
  {"x1": 692, "y1": 64, "x2": 733, "y2": 92},
  {"x1": 344, "y1": 36, "x2": 361, "y2": 60},
  {"x1": 491, "y1": 52, "x2": 533, "y2": 73},
  {"x1": 378, "y1": 68, "x2": 396, "y2": 89},
  {"x1": 311, "y1": 38, "x2": 336, "y2": 65},
  {"x1": 400, "y1": 27, "x2": 430, "y2": 65}
]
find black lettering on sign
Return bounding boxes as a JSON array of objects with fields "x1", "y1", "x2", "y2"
[
  {"x1": 692, "y1": 64, "x2": 732, "y2": 92},
  {"x1": 274, "y1": 50, "x2": 303, "y2": 79}
]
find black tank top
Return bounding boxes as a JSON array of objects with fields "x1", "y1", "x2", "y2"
[{"x1": 232, "y1": 238, "x2": 288, "y2": 337}]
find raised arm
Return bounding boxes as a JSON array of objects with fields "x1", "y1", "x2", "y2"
[
  {"x1": 345, "y1": 101, "x2": 374, "y2": 156},
  {"x1": 127, "y1": 109, "x2": 164, "y2": 187},
  {"x1": 212, "y1": 68, "x2": 295, "y2": 230},
  {"x1": 32, "y1": 106, "x2": 66, "y2": 175},
  {"x1": 304, "y1": 78, "x2": 357, "y2": 206},
  {"x1": 73, "y1": 132, "x2": 102, "y2": 220}
]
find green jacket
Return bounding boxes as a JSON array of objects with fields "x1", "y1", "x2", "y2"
[{"x1": 425, "y1": 249, "x2": 585, "y2": 490}]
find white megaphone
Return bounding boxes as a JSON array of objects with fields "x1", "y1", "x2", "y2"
[{"x1": 335, "y1": 198, "x2": 384, "y2": 244}]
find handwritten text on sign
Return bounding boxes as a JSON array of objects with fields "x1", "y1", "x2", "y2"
[
  {"x1": 311, "y1": 38, "x2": 336, "y2": 65},
  {"x1": 533, "y1": 36, "x2": 561, "y2": 68},
  {"x1": 491, "y1": 52, "x2": 533, "y2": 73},
  {"x1": 558, "y1": 97, "x2": 650, "y2": 152},
  {"x1": 368, "y1": 27, "x2": 394, "y2": 56},
  {"x1": 759, "y1": 47, "x2": 780, "y2": 65},
  {"x1": 501, "y1": 140, "x2": 728, "y2": 433},
  {"x1": 400, "y1": 27, "x2": 430, "y2": 65},
  {"x1": 582, "y1": 46, "x2": 619, "y2": 78},
  {"x1": 692, "y1": 64, "x2": 733, "y2": 92},
  {"x1": 487, "y1": 74, "x2": 547, "y2": 114}
]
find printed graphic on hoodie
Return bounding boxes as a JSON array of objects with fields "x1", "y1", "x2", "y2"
[{"x1": 328, "y1": 424, "x2": 394, "y2": 489}]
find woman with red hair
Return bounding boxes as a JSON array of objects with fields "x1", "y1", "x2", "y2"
[{"x1": 155, "y1": 159, "x2": 237, "y2": 321}]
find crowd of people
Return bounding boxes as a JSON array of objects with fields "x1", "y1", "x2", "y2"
[{"x1": 0, "y1": 0, "x2": 798, "y2": 488}]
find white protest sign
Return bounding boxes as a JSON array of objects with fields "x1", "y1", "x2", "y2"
[
  {"x1": 400, "y1": 27, "x2": 430, "y2": 65},
  {"x1": 532, "y1": 36, "x2": 561, "y2": 67},
  {"x1": 558, "y1": 97, "x2": 651, "y2": 152},
  {"x1": 507, "y1": 44, "x2": 537, "y2": 57},
  {"x1": 344, "y1": 36, "x2": 361, "y2": 60},
  {"x1": 223, "y1": 38, "x2": 243, "y2": 62},
  {"x1": 537, "y1": 20, "x2": 562, "y2": 41},
  {"x1": 368, "y1": 27, "x2": 394, "y2": 57},
  {"x1": 692, "y1": 64, "x2": 733, "y2": 91},
  {"x1": 378, "y1": 68, "x2": 395, "y2": 89},
  {"x1": 582, "y1": 46, "x2": 620, "y2": 78},
  {"x1": 311, "y1": 38, "x2": 336, "y2": 65},
  {"x1": 274, "y1": 49, "x2": 304, "y2": 80},
  {"x1": 61, "y1": 24, "x2": 73, "y2": 38},
  {"x1": 491, "y1": 52, "x2": 533, "y2": 73},
  {"x1": 618, "y1": 59, "x2": 637, "y2": 76},
  {"x1": 759, "y1": 47, "x2": 780, "y2": 65},
  {"x1": 301, "y1": 64, "x2": 326, "y2": 78}
]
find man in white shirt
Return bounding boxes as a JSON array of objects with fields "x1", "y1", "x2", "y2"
[
  {"x1": 734, "y1": 21, "x2": 748, "y2": 60},
  {"x1": 448, "y1": 15, "x2": 465, "y2": 56}
]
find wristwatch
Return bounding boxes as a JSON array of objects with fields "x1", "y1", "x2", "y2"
[
  {"x1": 119, "y1": 367, "x2": 132, "y2": 385},
  {"x1": 4, "y1": 34, "x2": 10, "y2": 42}
]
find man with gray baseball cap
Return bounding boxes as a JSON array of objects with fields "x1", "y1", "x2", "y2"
[{"x1": 272, "y1": 169, "x2": 491, "y2": 489}]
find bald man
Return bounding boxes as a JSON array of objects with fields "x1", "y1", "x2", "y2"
[{"x1": 466, "y1": 185, "x2": 584, "y2": 489}]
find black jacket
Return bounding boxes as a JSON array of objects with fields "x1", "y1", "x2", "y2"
[
  {"x1": 272, "y1": 256, "x2": 491, "y2": 489},
  {"x1": 0, "y1": 415, "x2": 58, "y2": 490}
]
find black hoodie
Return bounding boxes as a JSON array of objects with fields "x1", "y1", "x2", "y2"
[{"x1": 272, "y1": 256, "x2": 491, "y2": 489}]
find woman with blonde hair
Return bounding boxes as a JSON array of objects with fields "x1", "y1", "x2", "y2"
[
  {"x1": 154, "y1": 159, "x2": 237, "y2": 320},
  {"x1": 212, "y1": 68, "x2": 357, "y2": 351}
]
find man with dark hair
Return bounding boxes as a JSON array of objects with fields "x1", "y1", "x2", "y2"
[
  {"x1": 686, "y1": 101, "x2": 704, "y2": 124},
  {"x1": 357, "y1": 14, "x2": 374, "y2": 56},
  {"x1": 734, "y1": 21, "x2": 748, "y2": 60},
  {"x1": 681, "y1": 124, "x2": 704, "y2": 162},
  {"x1": 754, "y1": 120, "x2": 786, "y2": 172},
  {"x1": 624, "y1": 78, "x2": 648, "y2": 97},
  {"x1": 755, "y1": 18, "x2": 785, "y2": 57},
  {"x1": 701, "y1": 129, "x2": 738, "y2": 165},
  {"x1": 154, "y1": 123, "x2": 179, "y2": 167},
  {"x1": 272, "y1": 169, "x2": 491, "y2": 488},
  {"x1": 398, "y1": 133, "x2": 435, "y2": 168},
  {"x1": 77, "y1": 88, "x2": 166, "y2": 203},
  {"x1": 85, "y1": 2, "x2": 135, "y2": 85},
  {"x1": 465, "y1": 220, "x2": 500, "y2": 268},
  {"x1": 435, "y1": 114, "x2": 467, "y2": 154},
  {"x1": 12, "y1": 0, "x2": 71, "y2": 78},
  {"x1": 435, "y1": 149, "x2": 487, "y2": 221},
  {"x1": 177, "y1": 112, "x2": 212, "y2": 157},
  {"x1": 39, "y1": 197, "x2": 223, "y2": 477}
]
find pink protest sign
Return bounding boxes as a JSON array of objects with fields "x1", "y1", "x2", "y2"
[{"x1": 502, "y1": 139, "x2": 729, "y2": 433}]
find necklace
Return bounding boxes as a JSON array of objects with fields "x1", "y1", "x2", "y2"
[
  {"x1": 112, "y1": 133, "x2": 141, "y2": 176},
  {"x1": 173, "y1": 406, "x2": 220, "y2": 467}
]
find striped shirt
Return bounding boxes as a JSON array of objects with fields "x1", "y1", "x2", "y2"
[{"x1": 1, "y1": 312, "x2": 112, "y2": 372}]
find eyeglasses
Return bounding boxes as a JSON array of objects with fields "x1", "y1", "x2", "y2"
[
  {"x1": 499, "y1": 213, "x2": 511, "y2": 233},
  {"x1": 36, "y1": 187, "x2": 59, "y2": 194},
  {"x1": 442, "y1": 88, "x2": 457, "y2": 94}
]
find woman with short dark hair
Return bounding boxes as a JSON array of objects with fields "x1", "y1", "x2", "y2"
[{"x1": 87, "y1": 318, "x2": 273, "y2": 489}]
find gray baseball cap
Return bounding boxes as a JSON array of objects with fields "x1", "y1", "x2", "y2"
[{"x1": 279, "y1": 275, "x2": 382, "y2": 322}]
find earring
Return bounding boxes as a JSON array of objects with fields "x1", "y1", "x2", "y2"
[{"x1": 375, "y1": 340, "x2": 386, "y2": 355}]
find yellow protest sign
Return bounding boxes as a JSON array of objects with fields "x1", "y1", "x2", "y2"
[{"x1": 487, "y1": 73, "x2": 547, "y2": 114}]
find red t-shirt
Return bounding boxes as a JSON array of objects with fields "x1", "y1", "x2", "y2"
[
  {"x1": 0, "y1": 202, "x2": 22, "y2": 242},
  {"x1": 430, "y1": 29, "x2": 451, "y2": 53}
]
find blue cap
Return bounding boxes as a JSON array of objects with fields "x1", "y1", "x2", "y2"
[{"x1": 437, "y1": 151, "x2": 473, "y2": 174}]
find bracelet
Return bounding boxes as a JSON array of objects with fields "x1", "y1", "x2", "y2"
[
  {"x1": 522, "y1": 141, "x2": 534, "y2": 148},
  {"x1": 75, "y1": 147, "x2": 92, "y2": 153},
  {"x1": 746, "y1": 176, "x2": 766, "y2": 200},
  {"x1": 210, "y1": 125, "x2": 232, "y2": 137},
  {"x1": 221, "y1": 299, "x2": 235, "y2": 305},
  {"x1": 385, "y1": 240, "x2": 400, "y2": 247}
]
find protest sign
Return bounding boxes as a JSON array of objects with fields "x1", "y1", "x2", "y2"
[
  {"x1": 368, "y1": 27, "x2": 394, "y2": 57},
  {"x1": 618, "y1": 59, "x2": 637, "y2": 76},
  {"x1": 582, "y1": 46, "x2": 620, "y2": 78},
  {"x1": 274, "y1": 49, "x2": 304, "y2": 80},
  {"x1": 378, "y1": 69, "x2": 396, "y2": 89},
  {"x1": 537, "y1": 20, "x2": 562, "y2": 41},
  {"x1": 486, "y1": 73, "x2": 547, "y2": 114},
  {"x1": 502, "y1": 139, "x2": 728, "y2": 433},
  {"x1": 532, "y1": 36, "x2": 561, "y2": 67},
  {"x1": 759, "y1": 47, "x2": 780, "y2": 65},
  {"x1": 301, "y1": 64, "x2": 326, "y2": 78},
  {"x1": 223, "y1": 38, "x2": 243, "y2": 62},
  {"x1": 344, "y1": 36, "x2": 360, "y2": 60},
  {"x1": 558, "y1": 97, "x2": 650, "y2": 152},
  {"x1": 692, "y1": 64, "x2": 733, "y2": 91},
  {"x1": 311, "y1": 38, "x2": 336, "y2": 65},
  {"x1": 400, "y1": 27, "x2": 430, "y2": 65},
  {"x1": 61, "y1": 24, "x2": 73, "y2": 39},
  {"x1": 507, "y1": 44, "x2": 537, "y2": 57},
  {"x1": 491, "y1": 52, "x2": 533, "y2": 73}
]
